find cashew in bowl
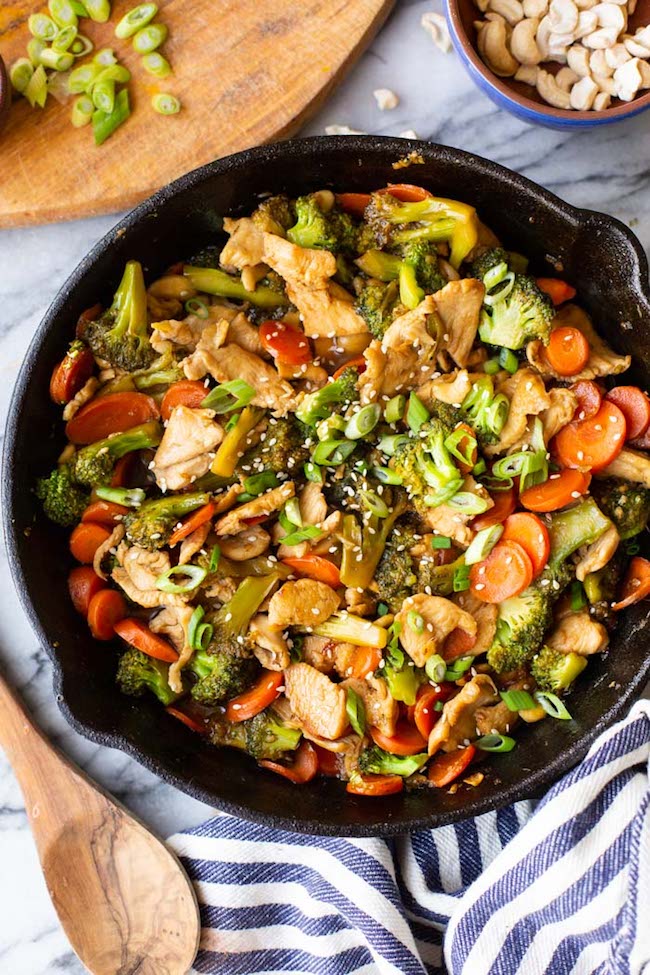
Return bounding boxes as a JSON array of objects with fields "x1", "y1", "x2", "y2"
[
  {"x1": 536, "y1": 14, "x2": 554, "y2": 56},
  {"x1": 523, "y1": 0, "x2": 548, "y2": 14},
  {"x1": 537, "y1": 66, "x2": 573, "y2": 104},
  {"x1": 570, "y1": 73, "x2": 599, "y2": 105},
  {"x1": 556, "y1": 65, "x2": 580, "y2": 87},
  {"x1": 614, "y1": 55, "x2": 650, "y2": 98},
  {"x1": 489, "y1": 0, "x2": 526, "y2": 24},
  {"x1": 515, "y1": 62, "x2": 540, "y2": 81},
  {"x1": 511, "y1": 18, "x2": 543, "y2": 62},
  {"x1": 590, "y1": 47, "x2": 615, "y2": 74},
  {"x1": 567, "y1": 42, "x2": 592, "y2": 73},
  {"x1": 478, "y1": 17, "x2": 520, "y2": 75},
  {"x1": 549, "y1": 0, "x2": 579, "y2": 33},
  {"x1": 575, "y1": 9, "x2": 599, "y2": 36},
  {"x1": 592, "y1": 3, "x2": 627, "y2": 33},
  {"x1": 594, "y1": 90, "x2": 613, "y2": 106},
  {"x1": 583, "y1": 25, "x2": 621, "y2": 47}
]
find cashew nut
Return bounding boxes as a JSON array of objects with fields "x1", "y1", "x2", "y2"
[
  {"x1": 489, "y1": 0, "x2": 525, "y2": 25},
  {"x1": 549, "y1": 0, "x2": 578, "y2": 33},
  {"x1": 515, "y1": 63, "x2": 540, "y2": 82},
  {"x1": 593, "y1": 91, "x2": 612, "y2": 108},
  {"x1": 570, "y1": 74, "x2": 599, "y2": 107},
  {"x1": 592, "y1": 73, "x2": 617, "y2": 93},
  {"x1": 592, "y1": 3, "x2": 626, "y2": 33},
  {"x1": 523, "y1": 0, "x2": 548, "y2": 14},
  {"x1": 549, "y1": 31, "x2": 576, "y2": 57},
  {"x1": 575, "y1": 9, "x2": 598, "y2": 36},
  {"x1": 605, "y1": 42, "x2": 631, "y2": 68},
  {"x1": 583, "y1": 26, "x2": 620, "y2": 48},
  {"x1": 567, "y1": 43, "x2": 592, "y2": 75},
  {"x1": 613, "y1": 57, "x2": 650, "y2": 99},
  {"x1": 478, "y1": 17, "x2": 520, "y2": 75},
  {"x1": 537, "y1": 67, "x2": 573, "y2": 106},
  {"x1": 421, "y1": 11, "x2": 453, "y2": 52},
  {"x1": 511, "y1": 17, "x2": 542, "y2": 63},
  {"x1": 589, "y1": 48, "x2": 614, "y2": 75},
  {"x1": 623, "y1": 32, "x2": 650, "y2": 58},
  {"x1": 536, "y1": 15, "x2": 554, "y2": 56},
  {"x1": 574, "y1": 0, "x2": 597, "y2": 7},
  {"x1": 556, "y1": 66, "x2": 580, "y2": 88}
]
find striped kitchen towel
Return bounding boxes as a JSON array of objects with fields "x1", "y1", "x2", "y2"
[{"x1": 168, "y1": 700, "x2": 650, "y2": 975}]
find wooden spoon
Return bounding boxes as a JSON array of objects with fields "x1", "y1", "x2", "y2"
[{"x1": 0, "y1": 672, "x2": 201, "y2": 975}]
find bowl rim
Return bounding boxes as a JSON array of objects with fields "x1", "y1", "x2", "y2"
[
  {"x1": 445, "y1": 0, "x2": 650, "y2": 123},
  {"x1": 4, "y1": 134, "x2": 650, "y2": 835}
]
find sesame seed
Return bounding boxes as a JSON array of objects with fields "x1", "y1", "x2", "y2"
[{"x1": 474, "y1": 583, "x2": 485, "y2": 591}]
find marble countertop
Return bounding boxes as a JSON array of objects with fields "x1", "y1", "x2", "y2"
[{"x1": 2, "y1": 1, "x2": 650, "y2": 971}]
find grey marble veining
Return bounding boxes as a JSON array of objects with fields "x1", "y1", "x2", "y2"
[{"x1": 1, "y1": 0, "x2": 650, "y2": 971}]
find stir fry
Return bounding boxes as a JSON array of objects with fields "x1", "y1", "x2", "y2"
[{"x1": 39, "y1": 183, "x2": 650, "y2": 797}]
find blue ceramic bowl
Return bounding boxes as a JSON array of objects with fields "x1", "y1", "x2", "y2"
[{"x1": 446, "y1": 0, "x2": 650, "y2": 129}]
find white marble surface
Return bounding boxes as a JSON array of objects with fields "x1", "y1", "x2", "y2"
[{"x1": 2, "y1": 0, "x2": 650, "y2": 971}]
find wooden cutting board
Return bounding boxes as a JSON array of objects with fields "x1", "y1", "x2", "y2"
[{"x1": 0, "y1": 0, "x2": 393, "y2": 228}]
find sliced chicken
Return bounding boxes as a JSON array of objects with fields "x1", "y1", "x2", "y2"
[
  {"x1": 484, "y1": 368, "x2": 551, "y2": 457},
  {"x1": 598, "y1": 448, "x2": 650, "y2": 488},
  {"x1": 178, "y1": 522, "x2": 212, "y2": 566},
  {"x1": 219, "y1": 524, "x2": 271, "y2": 561},
  {"x1": 417, "y1": 369, "x2": 475, "y2": 408},
  {"x1": 226, "y1": 313, "x2": 265, "y2": 356},
  {"x1": 302, "y1": 635, "x2": 336, "y2": 673},
  {"x1": 262, "y1": 232, "x2": 338, "y2": 288},
  {"x1": 93, "y1": 523, "x2": 125, "y2": 580},
  {"x1": 151, "y1": 302, "x2": 239, "y2": 354},
  {"x1": 421, "y1": 475, "x2": 493, "y2": 549},
  {"x1": 152, "y1": 405, "x2": 223, "y2": 492},
  {"x1": 249, "y1": 614, "x2": 290, "y2": 670},
  {"x1": 62, "y1": 377, "x2": 100, "y2": 422},
  {"x1": 299, "y1": 481, "x2": 328, "y2": 526},
  {"x1": 340, "y1": 675, "x2": 398, "y2": 737},
  {"x1": 575, "y1": 525, "x2": 620, "y2": 582},
  {"x1": 267, "y1": 579, "x2": 340, "y2": 629},
  {"x1": 112, "y1": 545, "x2": 188, "y2": 609},
  {"x1": 527, "y1": 305, "x2": 631, "y2": 381},
  {"x1": 283, "y1": 663, "x2": 349, "y2": 740},
  {"x1": 150, "y1": 605, "x2": 195, "y2": 693},
  {"x1": 432, "y1": 278, "x2": 485, "y2": 367},
  {"x1": 215, "y1": 482, "x2": 295, "y2": 536},
  {"x1": 396, "y1": 594, "x2": 477, "y2": 667},
  {"x1": 220, "y1": 217, "x2": 267, "y2": 271},
  {"x1": 475, "y1": 699, "x2": 518, "y2": 737},
  {"x1": 546, "y1": 611, "x2": 609, "y2": 656},
  {"x1": 427, "y1": 675, "x2": 498, "y2": 754},
  {"x1": 540, "y1": 387, "x2": 578, "y2": 443},
  {"x1": 451, "y1": 591, "x2": 498, "y2": 660},
  {"x1": 286, "y1": 279, "x2": 368, "y2": 338}
]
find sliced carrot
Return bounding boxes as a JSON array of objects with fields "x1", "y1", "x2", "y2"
[
  {"x1": 571, "y1": 380, "x2": 603, "y2": 420},
  {"x1": 114, "y1": 618, "x2": 179, "y2": 663},
  {"x1": 471, "y1": 486, "x2": 516, "y2": 532},
  {"x1": 332, "y1": 355, "x2": 367, "y2": 380},
  {"x1": 242, "y1": 514, "x2": 271, "y2": 526},
  {"x1": 535, "y1": 278, "x2": 577, "y2": 306},
  {"x1": 442, "y1": 627, "x2": 477, "y2": 662},
  {"x1": 428, "y1": 744, "x2": 476, "y2": 788},
  {"x1": 81, "y1": 500, "x2": 129, "y2": 527},
  {"x1": 281, "y1": 555, "x2": 341, "y2": 588},
  {"x1": 612, "y1": 556, "x2": 650, "y2": 611},
  {"x1": 160, "y1": 381, "x2": 209, "y2": 422},
  {"x1": 605, "y1": 387, "x2": 650, "y2": 441},
  {"x1": 111, "y1": 453, "x2": 136, "y2": 488},
  {"x1": 379, "y1": 183, "x2": 432, "y2": 203},
  {"x1": 225, "y1": 670, "x2": 283, "y2": 723},
  {"x1": 335, "y1": 192, "x2": 371, "y2": 217},
  {"x1": 66, "y1": 391, "x2": 159, "y2": 444},
  {"x1": 69, "y1": 522, "x2": 111, "y2": 564},
  {"x1": 87, "y1": 589, "x2": 127, "y2": 641},
  {"x1": 470, "y1": 540, "x2": 533, "y2": 603},
  {"x1": 168, "y1": 501, "x2": 216, "y2": 546},
  {"x1": 166, "y1": 707, "x2": 209, "y2": 735},
  {"x1": 520, "y1": 468, "x2": 591, "y2": 512},
  {"x1": 413, "y1": 686, "x2": 445, "y2": 739},
  {"x1": 502, "y1": 512, "x2": 550, "y2": 578},
  {"x1": 553, "y1": 400, "x2": 626, "y2": 472},
  {"x1": 259, "y1": 740, "x2": 319, "y2": 784},
  {"x1": 313, "y1": 744, "x2": 341, "y2": 777},
  {"x1": 453, "y1": 422, "x2": 478, "y2": 475},
  {"x1": 259, "y1": 321, "x2": 312, "y2": 366},
  {"x1": 545, "y1": 326, "x2": 590, "y2": 377},
  {"x1": 50, "y1": 346, "x2": 95, "y2": 405},
  {"x1": 346, "y1": 774, "x2": 403, "y2": 796},
  {"x1": 68, "y1": 566, "x2": 107, "y2": 616},
  {"x1": 349, "y1": 645, "x2": 383, "y2": 680},
  {"x1": 370, "y1": 720, "x2": 427, "y2": 756}
]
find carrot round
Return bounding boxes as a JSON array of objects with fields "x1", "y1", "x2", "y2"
[
  {"x1": 428, "y1": 744, "x2": 476, "y2": 788},
  {"x1": 259, "y1": 321, "x2": 312, "y2": 366},
  {"x1": 225, "y1": 670, "x2": 283, "y2": 723},
  {"x1": 520, "y1": 469, "x2": 591, "y2": 512},
  {"x1": 335, "y1": 192, "x2": 371, "y2": 217},
  {"x1": 612, "y1": 556, "x2": 650, "y2": 611},
  {"x1": 471, "y1": 486, "x2": 516, "y2": 532},
  {"x1": 442, "y1": 627, "x2": 477, "y2": 662},
  {"x1": 110, "y1": 453, "x2": 136, "y2": 488},
  {"x1": 332, "y1": 355, "x2": 367, "y2": 380},
  {"x1": 313, "y1": 744, "x2": 341, "y2": 777},
  {"x1": 553, "y1": 400, "x2": 626, "y2": 472},
  {"x1": 281, "y1": 555, "x2": 341, "y2": 588},
  {"x1": 166, "y1": 707, "x2": 208, "y2": 735},
  {"x1": 160, "y1": 381, "x2": 209, "y2": 422},
  {"x1": 168, "y1": 501, "x2": 215, "y2": 546},
  {"x1": 545, "y1": 326, "x2": 590, "y2": 377},
  {"x1": 571, "y1": 380, "x2": 602, "y2": 420},
  {"x1": 66, "y1": 391, "x2": 159, "y2": 444},
  {"x1": 501, "y1": 512, "x2": 550, "y2": 577},
  {"x1": 370, "y1": 720, "x2": 427, "y2": 756},
  {"x1": 82, "y1": 500, "x2": 129, "y2": 527},
  {"x1": 50, "y1": 346, "x2": 95, "y2": 405},
  {"x1": 470, "y1": 540, "x2": 533, "y2": 603},
  {"x1": 535, "y1": 278, "x2": 577, "y2": 306},
  {"x1": 349, "y1": 645, "x2": 383, "y2": 680},
  {"x1": 346, "y1": 774, "x2": 403, "y2": 797},
  {"x1": 69, "y1": 522, "x2": 111, "y2": 564},
  {"x1": 114, "y1": 618, "x2": 179, "y2": 663},
  {"x1": 68, "y1": 566, "x2": 107, "y2": 616},
  {"x1": 413, "y1": 686, "x2": 444, "y2": 739},
  {"x1": 605, "y1": 387, "x2": 650, "y2": 441},
  {"x1": 380, "y1": 183, "x2": 432, "y2": 202},
  {"x1": 259, "y1": 741, "x2": 319, "y2": 784},
  {"x1": 87, "y1": 589, "x2": 127, "y2": 641}
]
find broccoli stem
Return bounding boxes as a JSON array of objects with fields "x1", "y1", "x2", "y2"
[
  {"x1": 111, "y1": 259, "x2": 148, "y2": 341},
  {"x1": 312, "y1": 612, "x2": 388, "y2": 649},
  {"x1": 548, "y1": 498, "x2": 612, "y2": 568},
  {"x1": 339, "y1": 495, "x2": 409, "y2": 589},
  {"x1": 183, "y1": 266, "x2": 288, "y2": 310},
  {"x1": 218, "y1": 573, "x2": 282, "y2": 637}
]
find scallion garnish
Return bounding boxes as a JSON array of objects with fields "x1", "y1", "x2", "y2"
[
  {"x1": 95, "y1": 485, "x2": 145, "y2": 507},
  {"x1": 345, "y1": 404, "x2": 381, "y2": 440},
  {"x1": 70, "y1": 0, "x2": 89, "y2": 14},
  {"x1": 141, "y1": 51, "x2": 172, "y2": 77},
  {"x1": 134, "y1": 23, "x2": 168, "y2": 54},
  {"x1": 472, "y1": 458, "x2": 487, "y2": 477},
  {"x1": 93, "y1": 87, "x2": 130, "y2": 144},
  {"x1": 71, "y1": 33, "x2": 94, "y2": 56},
  {"x1": 208, "y1": 544, "x2": 221, "y2": 573},
  {"x1": 9, "y1": 58, "x2": 34, "y2": 94},
  {"x1": 500, "y1": 689, "x2": 536, "y2": 712},
  {"x1": 499, "y1": 347, "x2": 519, "y2": 374},
  {"x1": 114, "y1": 2, "x2": 158, "y2": 38},
  {"x1": 304, "y1": 462, "x2": 323, "y2": 484},
  {"x1": 225, "y1": 412, "x2": 240, "y2": 432},
  {"x1": 570, "y1": 581, "x2": 587, "y2": 612},
  {"x1": 92, "y1": 78, "x2": 116, "y2": 114},
  {"x1": 464, "y1": 524, "x2": 503, "y2": 565},
  {"x1": 384, "y1": 394, "x2": 406, "y2": 424},
  {"x1": 40, "y1": 47, "x2": 74, "y2": 71},
  {"x1": 372, "y1": 465, "x2": 402, "y2": 485},
  {"x1": 445, "y1": 426, "x2": 477, "y2": 468},
  {"x1": 27, "y1": 38, "x2": 46, "y2": 66},
  {"x1": 155, "y1": 564, "x2": 207, "y2": 594},
  {"x1": 49, "y1": 0, "x2": 79, "y2": 25},
  {"x1": 201, "y1": 379, "x2": 255, "y2": 413},
  {"x1": 52, "y1": 25, "x2": 78, "y2": 51},
  {"x1": 446, "y1": 492, "x2": 490, "y2": 515},
  {"x1": 377, "y1": 434, "x2": 410, "y2": 456},
  {"x1": 84, "y1": 0, "x2": 112, "y2": 22},
  {"x1": 534, "y1": 691, "x2": 573, "y2": 720},
  {"x1": 425, "y1": 653, "x2": 446, "y2": 683},
  {"x1": 25, "y1": 65, "x2": 48, "y2": 107},
  {"x1": 407, "y1": 610, "x2": 424, "y2": 634},
  {"x1": 377, "y1": 602, "x2": 389, "y2": 617},
  {"x1": 346, "y1": 688, "x2": 366, "y2": 736},
  {"x1": 407, "y1": 392, "x2": 429, "y2": 434},
  {"x1": 444, "y1": 654, "x2": 473, "y2": 680},
  {"x1": 312, "y1": 438, "x2": 356, "y2": 467},
  {"x1": 283, "y1": 498, "x2": 303, "y2": 528},
  {"x1": 280, "y1": 525, "x2": 324, "y2": 547},
  {"x1": 452, "y1": 564, "x2": 471, "y2": 593},
  {"x1": 28, "y1": 13, "x2": 58, "y2": 41},
  {"x1": 95, "y1": 64, "x2": 131, "y2": 84},
  {"x1": 359, "y1": 489, "x2": 389, "y2": 519},
  {"x1": 151, "y1": 91, "x2": 180, "y2": 115},
  {"x1": 94, "y1": 47, "x2": 117, "y2": 66},
  {"x1": 184, "y1": 297, "x2": 209, "y2": 318},
  {"x1": 476, "y1": 733, "x2": 516, "y2": 752},
  {"x1": 431, "y1": 535, "x2": 451, "y2": 549},
  {"x1": 188, "y1": 606, "x2": 213, "y2": 652},
  {"x1": 484, "y1": 356, "x2": 501, "y2": 375},
  {"x1": 69, "y1": 62, "x2": 100, "y2": 92}
]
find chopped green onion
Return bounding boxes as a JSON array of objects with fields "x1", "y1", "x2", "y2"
[
  {"x1": 53, "y1": 25, "x2": 78, "y2": 51},
  {"x1": 476, "y1": 733, "x2": 516, "y2": 753},
  {"x1": 71, "y1": 34, "x2": 94, "y2": 56},
  {"x1": 95, "y1": 64, "x2": 131, "y2": 84},
  {"x1": 312, "y1": 438, "x2": 356, "y2": 467},
  {"x1": 27, "y1": 38, "x2": 46, "y2": 66},
  {"x1": 425, "y1": 653, "x2": 447, "y2": 683},
  {"x1": 188, "y1": 606, "x2": 213, "y2": 651},
  {"x1": 484, "y1": 271, "x2": 515, "y2": 307},
  {"x1": 93, "y1": 87, "x2": 130, "y2": 144},
  {"x1": 9, "y1": 59, "x2": 34, "y2": 94},
  {"x1": 92, "y1": 78, "x2": 115, "y2": 114},
  {"x1": 444, "y1": 655, "x2": 474, "y2": 680},
  {"x1": 431, "y1": 535, "x2": 452, "y2": 549},
  {"x1": 25, "y1": 65, "x2": 48, "y2": 107},
  {"x1": 84, "y1": 0, "x2": 112, "y2": 21},
  {"x1": 384, "y1": 394, "x2": 406, "y2": 424},
  {"x1": 472, "y1": 458, "x2": 487, "y2": 477},
  {"x1": 372, "y1": 465, "x2": 402, "y2": 485},
  {"x1": 424, "y1": 478, "x2": 464, "y2": 509},
  {"x1": 29, "y1": 13, "x2": 58, "y2": 40},
  {"x1": 570, "y1": 580, "x2": 587, "y2": 612},
  {"x1": 452, "y1": 564, "x2": 470, "y2": 593},
  {"x1": 141, "y1": 51, "x2": 172, "y2": 77},
  {"x1": 534, "y1": 691, "x2": 573, "y2": 721},
  {"x1": 345, "y1": 404, "x2": 381, "y2": 440},
  {"x1": 134, "y1": 23, "x2": 168, "y2": 54},
  {"x1": 70, "y1": 0, "x2": 89, "y2": 14},
  {"x1": 434, "y1": 701, "x2": 444, "y2": 712},
  {"x1": 519, "y1": 450, "x2": 548, "y2": 495},
  {"x1": 94, "y1": 47, "x2": 117, "y2": 66},
  {"x1": 225, "y1": 412, "x2": 240, "y2": 432},
  {"x1": 491, "y1": 452, "x2": 526, "y2": 480},
  {"x1": 407, "y1": 392, "x2": 429, "y2": 434},
  {"x1": 499, "y1": 347, "x2": 519, "y2": 374},
  {"x1": 304, "y1": 462, "x2": 323, "y2": 484},
  {"x1": 484, "y1": 357, "x2": 501, "y2": 375},
  {"x1": 446, "y1": 492, "x2": 490, "y2": 515},
  {"x1": 283, "y1": 498, "x2": 303, "y2": 528},
  {"x1": 378, "y1": 434, "x2": 410, "y2": 456},
  {"x1": 208, "y1": 544, "x2": 221, "y2": 573},
  {"x1": 115, "y1": 2, "x2": 158, "y2": 38},
  {"x1": 184, "y1": 297, "x2": 209, "y2": 318},
  {"x1": 94, "y1": 485, "x2": 145, "y2": 507},
  {"x1": 482, "y1": 474, "x2": 514, "y2": 492},
  {"x1": 407, "y1": 610, "x2": 424, "y2": 634},
  {"x1": 482, "y1": 261, "x2": 509, "y2": 292},
  {"x1": 68, "y1": 63, "x2": 100, "y2": 92},
  {"x1": 243, "y1": 471, "x2": 278, "y2": 497},
  {"x1": 201, "y1": 379, "x2": 255, "y2": 413},
  {"x1": 49, "y1": 0, "x2": 78, "y2": 25},
  {"x1": 464, "y1": 524, "x2": 503, "y2": 565},
  {"x1": 155, "y1": 564, "x2": 207, "y2": 594},
  {"x1": 151, "y1": 91, "x2": 181, "y2": 114},
  {"x1": 445, "y1": 426, "x2": 478, "y2": 468},
  {"x1": 625, "y1": 539, "x2": 641, "y2": 556},
  {"x1": 359, "y1": 489, "x2": 389, "y2": 519},
  {"x1": 316, "y1": 415, "x2": 347, "y2": 442},
  {"x1": 281, "y1": 525, "x2": 324, "y2": 547},
  {"x1": 377, "y1": 602, "x2": 389, "y2": 617},
  {"x1": 500, "y1": 689, "x2": 536, "y2": 712},
  {"x1": 39, "y1": 47, "x2": 74, "y2": 70},
  {"x1": 485, "y1": 393, "x2": 509, "y2": 436},
  {"x1": 346, "y1": 688, "x2": 366, "y2": 736}
]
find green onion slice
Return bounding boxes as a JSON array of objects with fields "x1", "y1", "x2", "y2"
[
  {"x1": 40, "y1": 47, "x2": 74, "y2": 70},
  {"x1": 225, "y1": 412, "x2": 240, "y2": 433},
  {"x1": 425, "y1": 653, "x2": 446, "y2": 684},
  {"x1": 95, "y1": 485, "x2": 145, "y2": 507},
  {"x1": 485, "y1": 393, "x2": 509, "y2": 436},
  {"x1": 9, "y1": 58, "x2": 34, "y2": 94},
  {"x1": 208, "y1": 544, "x2": 221, "y2": 573},
  {"x1": 68, "y1": 63, "x2": 100, "y2": 92},
  {"x1": 346, "y1": 687, "x2": 366, "y2": 736},
  {"x1": 141, "y1": 51, "x2": 172, "y2": 77},
  {"x1": 155, "y1": 564, "x2": 207, "y2": 594},
  {"x1": 93, "y1": 87, "x2": 131, "y2": 144},
  {"x1": 94, "y1": 47, "x2": 118, "y2": 66},
  {"x1": 464, "y1": 524, "x2": 503, "y2": 565},
  {"x1": 29, "y1": 13, "x2": 58, "y2": 40},
  {"x1": 114, "y1": 2, "x2": 158, "y2": 38},
  {"x1": 359, "y1": 489, "x2": 389, "y2": 519},
  {"x1": 445, "y1": 426, "x2": 478, "y2": 468},
  {"x1": 472, "y1": 458, "x2": 487, "y2": 477},
  {"x1": 372, "y1": 465, "x2": 402, "y2": 485},
  {"x1": 188, "y1": 606, "x2": 213, "y2": 652},
  {"x1": 377, "y1": 434, "x2": 410, "y2": 456},
  {"x1": 134, "y1": 23, "x2": 168, "y2": 54},
  {"x1": 534, "y1": 691, "x2": 573, "y2": 721},
  {"x1": 476, "y1": 733, "x2": 516, "y2": 753},
  {"x1": 312, "y1": 438, "x2": 356, "y2": 467},
  {"x1": 377, "y1": 602, "x2": 389, "y2": 617},
  {"x1": 304, "y1": 462, "x2": 323, "y2": 484},
  {"x1": 27, "y1": 38, "x2": 46, "y2": 66},
  {"x1": 407, "y1": 610, "x2": 425, "y2": 634},
  {"x1": 444, "y1": 654, "x2": 474, "y2": 680},
  {"x1": 49, "y1": 0, "x2": 79, "y2": 25},
  {"x1": 70, "y1": 0, "x2": 89, "y2": 14},
  {"x1": 499, "y1": 347, "x2": 519, "y2": 374},
  {"x1": 484, "y1": 357, "x2": 501, "y2": 376},
  {"x1": 482, "y1": 261, "x2": 509, "y2": 292},
  {"x1": 316, "y1": 414, "x2": 347, "y2": 442},
  {"x1": 281, "y1": 525, "x2": 324, "y2": 547},
  {"x1": 201, "y1": 379, "x2": 255, "y2": 413},
  {"x1": 95, "y1": 64, "x2": 131, "y2": 84},
  {"x1": 424, "y1": 478, "x2": 464, "y2": 509},
  {"x1": 71, "y1": 33, "x2": 94, "y2": 56},
  {"x1": 283, "y1": 498, "x2": 303, "y2": 528},
  {"x1": 407, "y1": 392, "x2": 429, "y2": 434},
  {"x1": 243, "y1": 470, "x2": 278, "y2": 498},
  {"x1": 519, "y1": 450, "x2": 548, "y2": 495},
  {"x1": 92, "y1": 78, "x2": 116, "y2": 114},
  {"x1": 84, "y1": 0, "x2": 112, "y2": 21},
  {"x1": 184, "y1": 297, "x2": 209, "y2": 318},
  {"x1": 431, "y1": 535, "x2": 452, "y2": 549},
  {"x1": 53, "y1": 25, "x2": 78, "y2": 51},
  {"x1": 25, "y1": 65, "x2": 48, "y2": 107},
  {"x1": 446, "y1": 492, "x2": 490, "y2": 515},
  {"x1": 484, "y1": 271, "x2": 515, "y2": 307},
  {"x1": 500, "y1": 689, "x2": 536, "y2": 712},
  {"x1": 452, "y1": 564, "x2": 471, "y2": 593},
  {"x1": 384, "y1": 394, "x2": 406, "y2": 424},
  {"x1": 345, "y1": 404, "x2": 381, "y2": 440},
  {"x1": 151, "y1": 91, "x2": 181, "y2": 115}
]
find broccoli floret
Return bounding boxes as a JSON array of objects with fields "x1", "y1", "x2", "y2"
[
  {"x1": 287, "y1": 195, "x2": 358, "y2": 254},
  {"x1": 354, "y1": 278, "x2": 402, "y2": 339},
  {"x1": 251, "y1": 194, "x2": 294, "y2": 236},
  {"x1": 392, "y1": 417, "x2": 463, "y2": 510},
  {"x1": 296, "y1": 367, "x2": 360, "y2": 426},
  {"x1": 123, "y1": 490, "x2": 211, "y2": 550},
  {"x1": 357, "y1": 745, "x2": 427, "y2": 778},
  {"x1": 417, "y1": 552, "x2": 466, "y2": 597},
  {"x1": 209, "y1": 709, "x2": 302, "y2": 760},
  {"x1": 469, "y1": 247, "x2": 511, "y2": 282},
  {"x1": 183, "y1": 266, "x2": 289, "y2": 310},
  {"x1": 356, "y1": 241, "x2": 444, "y2": 317},
  {"x1": 363, "y1": 192, "x2": 479, "y2": 267},
  {"x1": 116, "y1": 647, "x2": 181, "y2": 706},
  {"x1": 80, "y1": 260, "x2": 154, "y2": 371},
  {"x1": 374, "y1": 520, "x2": 421, "y2": 612},
  {"x1": 36, "y1": 464, "x2": 90, "y2": 527},
  {"x1": 189, "y1": 648, "x2": 259, "y2": 706},
  {"x1": 478, "y1": 275, "x2": 554, "y2": 351},
  {"x1": 461, "y1": 375, "x2": 510, "y2": 447},
  {"x1": 71, "y1": 421, "x2": 163, "y2": 487},
  {"x1": 530, "y1": 645, "x2": 587, "y2": 692},
  {"x1": 131, "y1": 348, "x2": 185, "y2": 391},
  {"x1": 591, "y1": 478, "x2": 650, "y2": 540},
  {"x1": 239, "y1": 416, "x2": 311, "y2": 476}
]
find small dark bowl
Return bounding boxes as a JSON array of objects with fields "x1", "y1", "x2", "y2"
[{"x1": 5, "y1": 137, "x2": 650, "y2": 836}]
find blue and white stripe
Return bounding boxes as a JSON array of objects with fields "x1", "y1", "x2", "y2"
[{"x1": 168, "y1": 701, "x2": 650, "y2": 975}]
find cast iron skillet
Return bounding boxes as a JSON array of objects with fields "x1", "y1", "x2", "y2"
[{"x1": 5, "y1": 137, "x2": 650, "y2": 836}]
